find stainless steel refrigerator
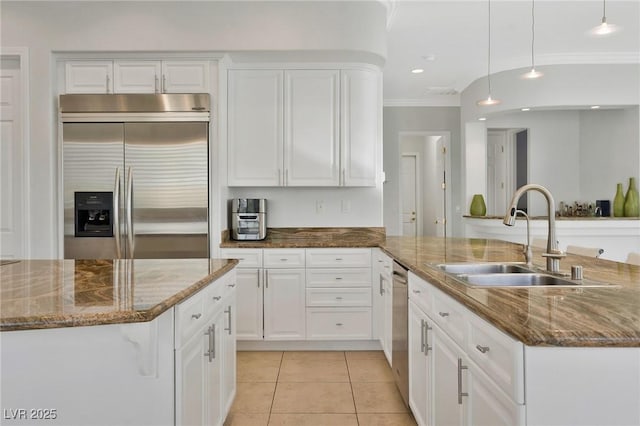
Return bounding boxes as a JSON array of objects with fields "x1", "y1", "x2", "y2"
[{"x1": 61, "y1": 94, "x2": 210, "y2": 259}]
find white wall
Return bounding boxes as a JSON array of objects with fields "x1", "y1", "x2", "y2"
[
  {"x1": 383, "y1": 106, "x2": 461, "y2": 236},
  {"x1": 227, "y1": 187, "x2": 382, "y2": 228},
  {"x1": 579, "y1": 106, "x2": 640, "y2": 203},
  {"x1": 485, "y1": 111, "x2": 582, "y2": 216},
  {"x1": 0, "y1": 1, "x2": 387, "y2": 257}
]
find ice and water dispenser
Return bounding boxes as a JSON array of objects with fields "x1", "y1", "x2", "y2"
[{"x1": 74, "y1": 192, "x2": 113, "y2": 237}]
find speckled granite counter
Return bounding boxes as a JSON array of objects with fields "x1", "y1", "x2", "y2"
[
  {"x1": 220, "y1": 227, "x2": 385, "y2": 248},
  {"x1": 380, "y1": 237, "x2": 640, "y2": 347},
  {"x1": 0, "y1": 258, "x2": 238, "y2": 331}
]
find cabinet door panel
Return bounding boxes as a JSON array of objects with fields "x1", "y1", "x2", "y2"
[
  {"x1": 264, "y1": 269, "x2": 306, "y2": 340},
  {"x1": 284, "y1": 70, "x2": 340, "y2": 186},
  {"x1": 432, "y1": 325, "x2": 465, "y2": 426},
  {"x1": 162, "y1": 61, "x2": 210, "y2": 93},
  {"x1": 236, "y1": 269, "x2": 263, "y2": 340},
  {"x1": 409, "y1": 301, "x2": 430, "y2": 426},
  {"x1": 341, "y1": 69, "x2": 379, "y2": 187},
  {"x1": 65, "y1": 61, "x2": 113, "y2": 94},
  {"x1": 228, "y1": 70, "x2": 283, "y2": 186},
  {"x1": 113, "y1": 61, "x2": 160, "y2": 93},
  {"x1": 469, "y1": 363, "x2": 524, "y2": 426},
  {"x1": 176, "y1": 330, "x2": 207, "y2": 426}
]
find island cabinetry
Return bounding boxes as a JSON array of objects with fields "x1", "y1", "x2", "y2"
[
  {"x1": 305, "y1": 248, "x2": 372, "y2": 340},
  {"x1": 408, "y1": 272, "x2": 525, "y2": 426},
  {"x1": 227, "y1": 67, "x2": 379, "y2": 187},
  {"x1": 175, "y1": 271, "x2": 237, "y2": 426},
  {"x1": 373, "y1": 248, "x2": 393, "y2": 364},
  {"x1": 64, "y1": 59, "x2": 210, "y2": 94}
]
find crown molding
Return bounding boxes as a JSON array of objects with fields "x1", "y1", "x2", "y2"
[{"x1": 384, "y1": 96, "x2": 461, "y2": 107}]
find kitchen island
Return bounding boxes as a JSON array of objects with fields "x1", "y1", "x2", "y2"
[
  {"x1": 0, "y1": 258, "x2": 238, "y2": 426},
  {"x1": 379, "y1": 236, "x2": 640, "y2": 426}
]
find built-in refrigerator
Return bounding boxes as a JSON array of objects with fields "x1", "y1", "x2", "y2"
[{"x1": 60, "y1": 94, "x2": 210, "y2": 259}]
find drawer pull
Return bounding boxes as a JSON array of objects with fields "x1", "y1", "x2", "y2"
[
  {"x1": 335, "y1": 277, "x2": 343, "y2": 280},
  {"x1": 212, "y1": 296, "x2": 221, "y2": 301},
  {"x1": 476, "y1": 345, "x2": 490, "y2": 354},
  {"x1": 335, "y1": 296, "x2": 343, "y2": 300},
  {"x1": 335, "y1": 258, "x2": 343, "y2": 261},
  {"x1": 191, "y1": 313, "x2": 202, "y2": 320},
  {"x1": 413, "y1": 290, "x2": 421, "y2": 294},
  {"x1": 336, "y1": 323, "x2": 343, "y2": 326},
  {"x1": 280, "y1": 258, "x2": 288, "y2": 261},
  {"x1": 228, "y1": 283, "x2": 236, "y2": 288},
  {"x1": 439, "y1": 312, "x2": 450, "y2": 317}
]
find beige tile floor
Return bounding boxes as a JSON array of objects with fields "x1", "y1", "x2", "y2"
[{"x1": 224, "y1": 350, "x2": 417, "y2": 426}]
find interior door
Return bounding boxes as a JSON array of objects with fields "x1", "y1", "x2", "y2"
[
  {"x1": 0, "y1": 65, "x2": 24, "y2": 258},
  {"x1": 62, "y1": 122, "x2": 124, "y2": 259},
  {"x1": 124, "y1": 122, "x2": 208, "y2": 258},
  {"x1": 487, "y1": 130, "x2": 508, "y2": 216},
  {"x1": 400, "y1": 154, "x2": 417, "y2": 236}
]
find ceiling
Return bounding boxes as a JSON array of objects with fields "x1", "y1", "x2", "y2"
[{"x1": 383, "y1": 0, "x2": 640, "y2": 106}]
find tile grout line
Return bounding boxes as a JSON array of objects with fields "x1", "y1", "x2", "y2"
[
  {"x1": 344, "y1": 351, "x2": 361, "y2": 426},
  {"x1": 267, "y1": 351, "x2": 285, "y2": 425}
]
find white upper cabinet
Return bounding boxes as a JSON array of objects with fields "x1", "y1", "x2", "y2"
[
  {"x1": 227, "y1": 66, "x2": 380, "y2": 187},
  {"x1": 341, "y1": 69, "x2": 379, "y2": 187},
  {"x1": 162, "y1": 61, "x2": 210, "y2": 93},
  {"x1": 65, "y1": 61, "x2": 113, "y2": 94},
  {"x1": 113, "y1": 61, "x2": 162, "y2": 93},
  {"x1": 227, "y1": 70, "x2": 283, "y2": 186},
  {"x1": 284, "y1": 70, "x2": 340, "y2": 186},
  {"x1": 65, "y1": 60, "x2": 210, "y2": 94}
]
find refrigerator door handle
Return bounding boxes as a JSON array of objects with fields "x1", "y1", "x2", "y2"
[
  {"x1": 113, "y1": 168, "x2": 122, "y2": 259},
  {"x1": 126, "y1": 167, "x2": 134, "y2": 258}
]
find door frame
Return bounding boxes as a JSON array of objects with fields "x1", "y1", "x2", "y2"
[
  {"x1": 1, "y1": 47, "x2": 31, "y2": 258},
  {"x1": 398, "y1": 131, "x2": 452, "y2": 237},
  {"x1": 400, "y1": 152, "x2": 421, "y2": 236}
]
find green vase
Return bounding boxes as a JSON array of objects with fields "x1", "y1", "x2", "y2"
[
  {"x1": 613, "y1": 183, "x2": 625, "y2": 217},
  {"x1": 624, "y1": 177, "x2": 639, "y2": 217},
  {"x1": 470, "y1": 194, "x2": 486, "y2": 216}
]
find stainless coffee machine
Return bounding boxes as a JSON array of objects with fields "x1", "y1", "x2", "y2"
[{"x1": 230, "y1": 199, "x2": 267, "y2": 241}]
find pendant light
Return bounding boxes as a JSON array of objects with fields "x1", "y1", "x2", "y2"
[
  {"x1": 590, "y1": 0, "x2": 622, "y2": 36},
  {"x1": 521, "y1": 0, "x2": 543, "y2": 79},
  {"x1": 477, "y1": 0, "x2": 501, "y2": 106}
]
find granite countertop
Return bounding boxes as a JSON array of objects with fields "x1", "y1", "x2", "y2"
[
  {"x1": 0, "y1": 258, "x2": 238, "y2": 332},
  {"x1": 220, "y1": 227, "x2": 385, "y2": 248},
  {"x1": 380, "y1": 237, "x2": 640, "y2": 347}
]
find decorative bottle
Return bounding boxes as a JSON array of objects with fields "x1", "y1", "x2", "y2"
[
  {"x1": 613, "y1": 183, "x2": 625, "y2": 217},
  {"x1": 624, "y1": 177, "x2": 639, "y2": 217},
  {"x1": 469, "y1": 194, "x2": 487, "y2": 216}
]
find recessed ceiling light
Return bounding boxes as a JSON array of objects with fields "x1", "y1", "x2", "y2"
[
  {"x1": 591, "y1": 105, "x2": 601, "y2": 109},
  {"x1": 521, "y1": 107, "x2": 531, "y2": 111},
  {"x1": 478, "y1": 117, "x2": 487, "y2": 121},
  {"x1": 411, "y1": 68, "x2": 424, "y2": 74}
]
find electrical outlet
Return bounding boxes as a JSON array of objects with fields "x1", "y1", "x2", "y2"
[
  {"x1": 341, "y1": 200, "x2": 351, "y2": 213},
  {"x1": 316, "y1": 200, "x2": 324, "y2": 214}
]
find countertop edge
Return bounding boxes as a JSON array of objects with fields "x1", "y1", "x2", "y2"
[{"x1": 0, "y1": 260, "x2": 238, "y2": 332}]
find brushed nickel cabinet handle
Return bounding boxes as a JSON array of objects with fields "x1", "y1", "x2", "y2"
[
  {"x1": 424, "y1": 322, "x2": 432, "y2": 356},
  {"x1": 191, "y1": 313, "x2": 202, "y2": 319},
  {"x1": 224, "y1": 306, "x2": 232, "y2": 335},
  {"x1": 458, "y1": 358, "x2": 468, "y2": 404},
  {"x1": 476, "y1": 345, "x2": 490, "y2": 354},
  {"x1": 439, "y1": 312, "x2": 450, "y2": 317},
  {"x1": 420, "y1": 319, "x2": 426, "y2": 353},
  {"x1": 212, "y1": 296, "x2": 221, "y2": 301}
]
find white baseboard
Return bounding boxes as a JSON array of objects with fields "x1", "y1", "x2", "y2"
[{"x1": 237, "y1": 339, "x2": 383, "y2": 351}]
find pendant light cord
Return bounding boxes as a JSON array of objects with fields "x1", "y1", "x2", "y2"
[
  {"x1": 531, "y1": 0, "x2": 536, "y2": 69},
  {"x1": 487, "y1": 0, "x2": 492, "y2": 95},
  {"x1": 603, "y1": 0, "x2": 607, "y2": 21}
]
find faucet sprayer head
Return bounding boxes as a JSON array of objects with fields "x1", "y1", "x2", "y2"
[{"x1": 503, "y1": 206, "x2": 517, "y2": 226}]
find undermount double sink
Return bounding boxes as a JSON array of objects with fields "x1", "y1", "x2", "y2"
[{"x1": 434, "y1": 262, "x2": 612, "y2": 288}]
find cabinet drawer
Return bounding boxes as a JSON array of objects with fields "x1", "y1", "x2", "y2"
[
  {"x1": 408, "y1": 272, "x2": 432, "y2": 314},
  {"x1": 431, "y1": 287, "x2": 466, "y2": 348},
  {"x1": 174, "y1": 290, "x2": 206, "y2": 347},
  {"x1": 263, "y1": 249, "x2": 306, "y2": 268},
  {"x1": 203, "y1": 270, "x2": 236, "y2": 315},
  {"x1": 467, "y1": 313, "x2": 525, "y2": 403},
  {"x1": 305, "y1": 248, "x2": 371, "y2": 268},
  {"x1": 306, "y1": 308, "x2": 372, "y2": 339},
  {"x1": 220, "y1": 248, "x2": 263, "y2": 268},
  {"x1": 306, "y1": 288, "x2": 371, "y2": 307},
  {"x1": 373, "y1": 248, "x2": 393, "y2": 278},
  {"x1": 306, "y1": 268, "x2": 371, "y2": 288}
]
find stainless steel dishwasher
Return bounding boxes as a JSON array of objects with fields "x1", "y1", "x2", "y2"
[{"x1": 392, "y1": 260, "x2": 409, "y2": 407}]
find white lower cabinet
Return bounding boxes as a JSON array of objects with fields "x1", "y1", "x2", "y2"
[
  {"x1": 175, "y1": 270, "x2": 237, "y2": 426},
  {"x1": 373, "y1": 248, "x2": 393, "y2": 364},
  {"x1": 382, "y1": 271, "x2": 393, "y2": 363},
  {"x1": 235, "y1": 268, "x2": 263, "y2": 339},
  {"x1": 408, "y1": 272, "x2": 524, "y2": 426},
  {"x1": 264, "y1": 268, "x2": 306, "y2": 340}
]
